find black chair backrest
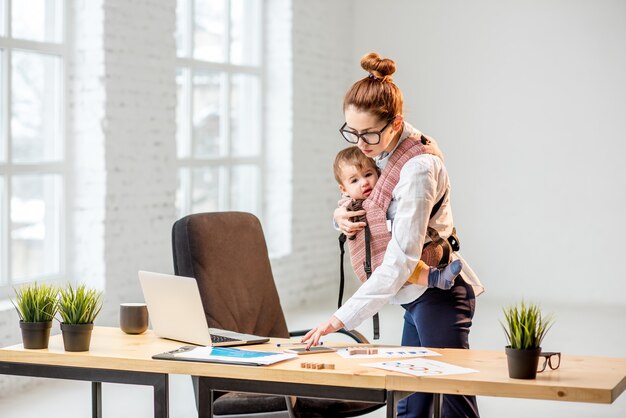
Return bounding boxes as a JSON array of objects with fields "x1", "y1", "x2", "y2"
[{"x1": 172, "y1": 212, "x2": 289, "y2": 338}]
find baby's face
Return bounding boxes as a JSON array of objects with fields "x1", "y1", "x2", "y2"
[{"x1": 338, "y1": 163, "x2": 379, "y2": 200}]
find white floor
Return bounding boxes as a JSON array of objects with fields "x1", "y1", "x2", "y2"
[{"x1": 1, "y1": 298, "x2": 625, "y2": 418}]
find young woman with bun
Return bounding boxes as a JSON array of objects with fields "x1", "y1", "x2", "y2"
[{"x1": 302, "y1": 52, "x2": 483, "y2": 418}]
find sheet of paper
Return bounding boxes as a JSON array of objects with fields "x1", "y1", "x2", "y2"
[
  {"x1": 365, "y1": 358, "x2": 478, "y2": 377},
  {"x1": 173, "y1": 346, "x2": 296, "y2": 365},
  {"x1": 336, "y1": 346, "x2": 441, "y2": 359}
]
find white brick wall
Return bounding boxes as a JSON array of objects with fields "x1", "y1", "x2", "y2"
[
  {"x1": 0, "y1": 0, "x2": 358, "y2": 393},
  {"x1": 69, "y1": 0, "x2": 178, "y2": 324},
  {"x1": 69, "y1": 0, "x2": 107, "y2": 294},
  {"x1": 99, "y1": 0, "x2": 178, "y2": 322},
  {"x1": 270, "y1": 0, "x2": 358, "y2": 309},
  {"x1": 264, "y1": 0, "x2": 293, "y2": 258}
]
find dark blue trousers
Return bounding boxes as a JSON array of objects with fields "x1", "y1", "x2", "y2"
[{"x1": 397, "y1": 276, "x2": 480, "y2": 418}]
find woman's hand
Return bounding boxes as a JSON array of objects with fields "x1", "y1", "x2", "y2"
[
  {"x1": 334, "y1": 201, "x2": 366, "y2": 237},
  {"x1": 301, "y1": 316, "x2": 345, "y2": 349}
]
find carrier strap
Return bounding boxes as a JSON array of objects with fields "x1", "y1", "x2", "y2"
[
  {"x1": 337, "y1": 183, "x2": 449, "y2": 340},
  {"x1": 362, "y1": 224, "x2": 380, "y2": 339},
  {"x1": 338, "y1": 233, "x2": 346, "y2": 309}
]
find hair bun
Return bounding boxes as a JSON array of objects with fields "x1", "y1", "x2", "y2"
[{"x1": 360, "y1": 52, "x2": 396, "y2": 81}]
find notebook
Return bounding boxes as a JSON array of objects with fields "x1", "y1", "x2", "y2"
[{"x1": 138, "y1": 270, "x2": 270, "y2": 347}]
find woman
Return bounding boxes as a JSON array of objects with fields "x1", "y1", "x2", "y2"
[{"x1": 301, "y1": 52, "x2": 483, "y2": 418}]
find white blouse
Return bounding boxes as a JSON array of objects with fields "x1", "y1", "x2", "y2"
[{"x1": 334, "y1": 123, "x2": 483, "y2": 331}]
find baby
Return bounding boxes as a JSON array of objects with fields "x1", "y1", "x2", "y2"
[{"x1": 333, "y1": 146, "x2": 461, "y2": 289}]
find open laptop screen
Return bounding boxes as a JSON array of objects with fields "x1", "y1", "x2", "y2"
[{"x1": 138, "y1": 271, "x2": 268, "y2": 347}]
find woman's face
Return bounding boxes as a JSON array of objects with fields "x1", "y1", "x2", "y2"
[{"x1": 343, "y1": 106, "x2": 402, "y2": 158}]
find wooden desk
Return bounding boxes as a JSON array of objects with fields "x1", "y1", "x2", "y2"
[
  {"x1": 0, "y1": 327, "x2": 389, "y2": 418},
  {"x1": 385, "y1": 348, "x2": 626, "y2": 404},
  {"x1": 1, "y1": 327, "x2": 626, "y2": 418},
  {"x1": 383, "y1": 349, "x2": 626, "y2": 418}
]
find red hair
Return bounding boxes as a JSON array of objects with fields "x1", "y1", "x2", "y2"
[{"x1": 343, "y1": 52, "x2": 404, "y2": 121}]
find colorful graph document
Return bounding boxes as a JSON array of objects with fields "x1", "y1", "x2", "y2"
[
  {"x1": 366, "y1": 358, "x2": 478, "y2": 377},
  {"x1": 153, "y1": 346, "x2": 297, "y2": 366},
  {"x1": 336, "y1": 346, "x2": 441, "y2": 359}
]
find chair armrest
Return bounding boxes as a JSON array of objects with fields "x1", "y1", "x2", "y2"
[{"x1": 288, "y1": 328, "x2": 369, "y2": 344}]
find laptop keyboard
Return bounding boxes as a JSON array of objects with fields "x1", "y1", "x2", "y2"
[{"x1": 210, "y1": 334, "x2": 240, "y2": 344}]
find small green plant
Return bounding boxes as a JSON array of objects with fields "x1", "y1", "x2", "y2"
[
  {"x1": 12, "y1": 283, "x2": 59, "y2": 322},
  {"x1": 501, "y1": 301, "x2": 554, "y2": 350},
  {"x1": 57, "y1": 284, "x2": 103, "y2": 325}
]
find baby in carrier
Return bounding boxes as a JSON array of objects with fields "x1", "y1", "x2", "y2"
[{"x1": 333, "y1": 146, "x2": 461, "y2": 289}]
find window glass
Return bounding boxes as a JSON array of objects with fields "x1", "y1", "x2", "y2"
[
  {"x1": 193, "y1": 0, "x2": 225, "y2": 62},
  {"x1": 0, "y1": 0, "x2": 5, "y2": 37},
  {"x1": 193, "y1": 70, "x2": 223, "y2": 157},
  {"x1": 231, "y1": 73, "x2": 260, "y2": 157},
  {"x1": 175, "y1": 168, "x2": 187, "y2": 218},
  {"x1": 0, "y1": 176, "x2": 5, "y2": 285},
  {"x1": 175, "y1": 0, "x2": 263, "y2": 231},
  {"x1": 191, "y1": 166, "x2": 223, "y2": 213},
  {"x1": 0, "y1": 49, "x2": 5, "y2": 163},
  {"x1": 231, "y1": 165, "x2": 258, "y2": 214},
  {"x1": 1, "y1": 0, "x2": 66, "y2": 296},
  {"x1": 12, "y1": 0, "x2": 63, "y2": 43},
  {"x1": 11, "y1": 174, "x2": 61, "y2": 282},
  {"x1": 230, "y1": 0, "x2": 260, "y2": 65},
  {"x1": 11, "y1": 50, "x2": 62, "y2": 163},
  {"x1": 176, "y1": 68, "x2": 190, "y2": 159},
  {"x1": 175, "y1": 0, "x2": 188, "y2": 57}
]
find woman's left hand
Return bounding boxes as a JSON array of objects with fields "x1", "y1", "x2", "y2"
[{"x1": 301, "y1": 316, "x2": 344, "y2": 349}]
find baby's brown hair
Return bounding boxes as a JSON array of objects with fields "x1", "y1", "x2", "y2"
[{"x1": 333, "y1": 146, "x2": 379, "y2": 185}]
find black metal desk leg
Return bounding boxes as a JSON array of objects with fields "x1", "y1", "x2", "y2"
[
  {"x1": 196, "y1": 377, "x2": 213, "y2": 418},
  {"x1": 386, "y1": 391, "x2": 413, "y2": 418},
  {"x1": 153, "y1": 374, "x2": 170, "y2": 418},
  {"x1": 92, "y1": 382, "x2": 102, "y2": 418},
  {"x1": 386, "y1": 391, "x2": 397, "y2": 418},
  {"x1": 433, "y1": 393, "x2": 442, "y2": 418}
]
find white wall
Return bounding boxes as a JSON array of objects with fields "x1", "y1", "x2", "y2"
[
  {"x1": 351, "y1": 0, "x2": 626, "y2": 308},
  {"x1": 269, "y1": 0, "x2": 358, "y2": 306}
]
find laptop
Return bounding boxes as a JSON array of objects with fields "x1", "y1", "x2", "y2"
[{"x1": 138, "y1": 271, "x2": 270, "y2": 347}]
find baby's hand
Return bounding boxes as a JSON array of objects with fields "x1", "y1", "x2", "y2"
[{"x1": 334, "y1": 203, "x2": 366, "y2": 237}]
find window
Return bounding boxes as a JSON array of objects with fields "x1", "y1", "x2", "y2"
[
  {"x1": 175, "y1": 0, "x2": 263, "y2": 219},
  {"x1": 0, "y1": 0, "x2": 66, "y2": 298}
]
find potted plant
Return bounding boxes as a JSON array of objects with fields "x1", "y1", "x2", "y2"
[
  {"x1": 57, "y1": 284, "x2": 103, "y2": 352},
  {"x1": 12, "y1": 283, "x2": 58, "y2": 349},
  {"x1": 501, "y1": 300, "x2": 554, "y2": 379}
]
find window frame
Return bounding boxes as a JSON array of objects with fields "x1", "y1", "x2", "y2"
[
  {"x1": 175, "y1": 0, "x2": 265, "y2": 223},
  {"x1": 0, "y1": 0, "x2": 68, "y2": 299}
]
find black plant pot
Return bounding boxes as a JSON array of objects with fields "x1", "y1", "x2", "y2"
[
  {"x1": 505, "y1": 346, "x2": 541, "y2": 379},
  {"x1": 19, "y1": 321, "x2": 53, "y2": 349},
  {"x1": 61, "y1": 323, "x2": 94, "y2": 352}
]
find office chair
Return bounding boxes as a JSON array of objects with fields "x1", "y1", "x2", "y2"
[{"x1": 172, "y1": 212, "x2": 385, "y2": 417}]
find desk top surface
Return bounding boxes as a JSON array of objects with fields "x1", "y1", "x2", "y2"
[
  {"x1": 2, "y1": 327, "x2": 626, "y2": 404},
  {"x1": 0, "y1": 327, "x2": 389, "y2": 390}
]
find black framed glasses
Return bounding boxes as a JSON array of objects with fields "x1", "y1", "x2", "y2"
[
  {"x1": 339, "y1": 117, "x2": 395, "y2": 145},
  {"x1": 537, "y1": 352, "x2": 561, "y2": 373}
]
